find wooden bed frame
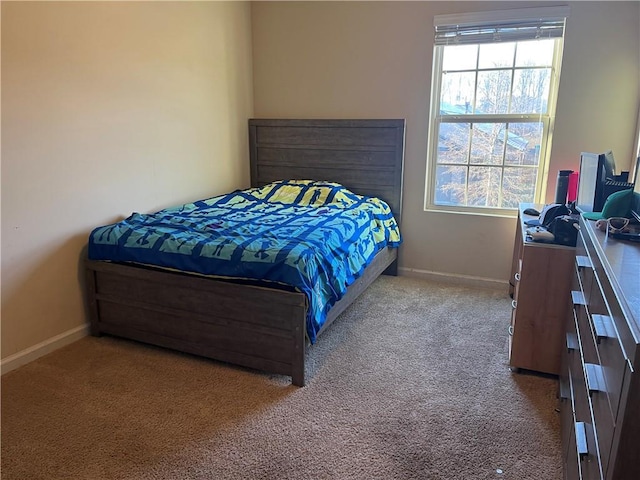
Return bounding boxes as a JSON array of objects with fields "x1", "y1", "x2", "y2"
[{"x1": 85, "y1": 119, "x2": 405, "y2": 386}]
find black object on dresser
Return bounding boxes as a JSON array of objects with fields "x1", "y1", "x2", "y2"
[{"x1": 560, "y1": 215, "x2": 640, "y2": 479}]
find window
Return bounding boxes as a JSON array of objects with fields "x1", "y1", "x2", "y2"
[{"x1": 425, "y1": 6, "x2": 569, "y2": 215}]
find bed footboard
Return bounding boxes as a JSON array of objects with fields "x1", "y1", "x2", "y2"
[{"x1": 85, "y1": 260, "x2": 308, "y2": 386}]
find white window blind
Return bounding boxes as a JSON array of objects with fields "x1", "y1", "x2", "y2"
[{"x1": 434, "y1": 6, "x2": 570, "y2": 45}]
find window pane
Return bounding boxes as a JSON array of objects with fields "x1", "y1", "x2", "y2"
[
  {"x1": 505, "y1": 122, "x2": 543, "y2": 166},
  {"x1": 468, "y1": 166, "x2": 502, "y2": 207},
  {"x1": 442, "y1": 44, "x2": 478, "y2": 71},
  {"x1": 515, "y1": 39, "x2": 554, "y2": 67},
  {"x1": 437, "y1": 122, "x2": 470, "y2": 164},
  {"x1": 470, "y1": 123, "x2": 505, "y2": 165},
  {"x1": 511, "y1": 68, "x2": 550, "y2": 114},
  {"x1": 441, "y1": 72, "x2": 476, "y2": 113},
  {"x1": 479, "y1": 42, "x2": 515, "y2": 69},
  {"x1": 435, "y1": 165, "x2": 467, "y2": 205},
  {"x1": 502, "y1": 167, "x2": 537, "y2": 207},
  {"x1": 476, "y1": 70, "x2": 511, "y2": 114}
]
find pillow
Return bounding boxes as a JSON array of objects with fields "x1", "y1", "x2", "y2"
[
  {"x1": 582, "y1": 188, "x2": 634, "y2": 220},
  {"x1": 253, "y1": 180, "x2": 360, "y2": 208}
]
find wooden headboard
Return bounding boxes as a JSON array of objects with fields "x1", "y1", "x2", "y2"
[{"x1": 248, "y1": 119, "x2": 405, "y2": 223}]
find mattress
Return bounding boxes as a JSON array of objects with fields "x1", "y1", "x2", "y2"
[{"x1": 88, "y1": 180, "x2": 402, "y2": 342}]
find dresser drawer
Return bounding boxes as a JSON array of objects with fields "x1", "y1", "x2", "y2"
[
  {"x1": 508, "y1": 306, "x2": 515, "y2": 364},
  {"x1": 584, "y1": 362, "x2": 614, "y2": 475},
  {"x1": 561, "y1": 308, "x2": 579, "y2": 457},
  {"x1": 576, "y1": 420, "x2": 604, "y2": 480},
  {"x1": 569, "y1": 310, "x2": 591, "y2": 426},
  {"x1": 571, "y1": 375, "x2": 604, "y2": 480},
  {"x1": 564, "y1": 423, "x2": 581, "y2": 480},
  {"x1": 585, "y1": 278, "x2": 627, "y2": 422},
  {"x1": 575, "y1": 254, "x2": 594, "y2": 308},
  {"x1": 591, "y1": 313, "x2": 626, "y2": 421},
  {"x1": 560, "y1": 367, "x2": 575, "y2": 459},
  {"x1": 574, "y1": 297, "x2": 598, "y2": 365}
]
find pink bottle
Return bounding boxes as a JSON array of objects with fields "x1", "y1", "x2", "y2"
[{"x1": 567, "y1": 171, "x2": 579, "y2": 203}]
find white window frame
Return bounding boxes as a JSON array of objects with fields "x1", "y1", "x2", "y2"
[{"x1": 424, "y1": 6, "x2": 569, "y2": 217}]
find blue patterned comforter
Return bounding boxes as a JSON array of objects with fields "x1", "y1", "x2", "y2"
[{"x1": 88, "y1": 180, "x2": 402, "y2": 343}]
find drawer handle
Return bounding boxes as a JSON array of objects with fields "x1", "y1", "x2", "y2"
[
  {"x1": 508, "y1": 325, "x2": 514, "y2": 336},
  {"x1": 575, "y1": 422, "x2": 588, "y2": 459},
  {"x1": 576, "y1": 255, "x2": 592, "y2": 271},
  {"x1": 559, "y1": 375, "x2": 570, "y2": 401},
  {"x1": 585, "y1": 363, "x2": 606, "y2": 396},
  {"x1": 566, "y1": 332, "x2": 579, "y2": 353},
  {"x1": 514, "y1": 272, "x2": 521, "y2": 282},
  {"x1": 591, "y1": 314, "x2": 616, "y2": 344},
  {"x1": 571, "y1": 290, "x2": 586, "y2": 307},
  {"x1": 511, "y1": 299, "x2": 517, "y2": 310}
]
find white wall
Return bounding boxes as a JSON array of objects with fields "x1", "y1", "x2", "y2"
[
  {"x1": 251, "y1": 1, "x2": 640, "y2": 283},
  {"x1": 1, "y1": 1, "x2": 254, "y2": 363},
  {"x1": 552, "y1": 3, "x2": 640, "y2": 178}
]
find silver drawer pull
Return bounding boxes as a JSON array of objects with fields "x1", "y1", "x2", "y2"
[
  {"x1": 514, "y1": 272, "x2": 521, "y2": 282},
  {"x1": 508, "y1": 325, "x2": 514, "y2": 336},
  {"x1": 511, "y1": 299, "x2": 517, "y2": 310},
  {"x1": 576, "y1": 255, "x2": 592, "y2": 271},
  {"x1": 585, "y1": 363, "x2": 606, "y2": 396},
  {"x1": 559, "y1": 376, "x2": 570, "y2": 401},
  {"x1": 591, "y1": 314, "x2": 616, "y2": 344},
  {"x1": 566, "y1": 332, "x2": 579, "y2": 352},
  {"x1": 571, "y1": 290, "x2": 586, "y2": 307},
  {"x1": 575, "y1": 422, "x2": 588, "y2": 459}
]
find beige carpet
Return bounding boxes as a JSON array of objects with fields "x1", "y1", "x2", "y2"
[{"x1": 1, "y1": 276, "x2": 561, "y2": 480}]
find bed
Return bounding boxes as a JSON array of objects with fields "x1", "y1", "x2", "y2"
[{"x1": 85, "y1": 118, "x2": 405, "y2": 386}]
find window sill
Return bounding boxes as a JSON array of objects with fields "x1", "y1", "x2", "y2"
[{"x1": 424, "y1": 205, "x2": 518, "y2": 219}]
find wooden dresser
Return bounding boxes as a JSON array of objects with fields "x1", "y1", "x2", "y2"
[
  {"x1": 508, "y1": 204, "x2": 575, "y2": 375},
  {"x1": 560, "y1": 215, "x2": 640, "y2": 479}
]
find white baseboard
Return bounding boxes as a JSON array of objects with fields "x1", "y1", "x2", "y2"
[
  {"x1": 398, "y1": 267, "x2": 508, "y2": 290},
  {"x1": 1, "y1": 324, "x2": 89, "y2": 375}
]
